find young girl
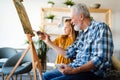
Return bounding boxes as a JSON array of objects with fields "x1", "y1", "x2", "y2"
[{"x1": 53, "y1": 19, "x2": 78, "y2": 64}]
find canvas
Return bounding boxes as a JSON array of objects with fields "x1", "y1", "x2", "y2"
[{"x1": 13, "y1": 0, "x2": 34, "y2": 35}]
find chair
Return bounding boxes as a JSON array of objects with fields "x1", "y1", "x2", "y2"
[
  {"x1": 2, "y1": 50, "x2": 32, "y2": 80},
  {"x1": 0, "y1": 47, "x2": 17, "y2": 68},
  {"x1": 0, "y1": 47, "x2": 17, "y2": 80}
]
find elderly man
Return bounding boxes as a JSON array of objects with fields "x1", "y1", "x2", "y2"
[{"x1": 39, "y1": 3, "x2": 114, "y2": 80}]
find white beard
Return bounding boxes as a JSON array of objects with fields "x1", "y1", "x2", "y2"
[{"x1": 74, "y1": 24, "x2": 81, "y2": 31}]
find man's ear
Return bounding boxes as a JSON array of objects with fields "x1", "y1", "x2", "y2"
[{"x1": 80, "y1": 13, "x2": 84, "y2": 21}]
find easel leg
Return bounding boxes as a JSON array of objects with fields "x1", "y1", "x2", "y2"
[
  {"x1": 6, "y1": 46, "x2": 30, "y2": 80},
  {"x1": 30, "y1": 41, "x2": 42, "y2": 80},
  {"x1": 30, "y1": 43, "x2": 37, "y2": 80},
  {"x1": 36, "y1": 59, "x2": 42, "y2": 77}
]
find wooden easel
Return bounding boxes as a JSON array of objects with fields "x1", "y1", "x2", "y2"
[{"x1": 6, "y1": 0, "x2": 42, "y2": 80}]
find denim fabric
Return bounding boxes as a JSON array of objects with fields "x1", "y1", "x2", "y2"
[{"x1": 42, "y1": 69, "x2": 99, "y2": 80}]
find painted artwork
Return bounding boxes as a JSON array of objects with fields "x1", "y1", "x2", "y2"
[{"x1": 13, "y1": 0, "x2": 34, "y2": 35}]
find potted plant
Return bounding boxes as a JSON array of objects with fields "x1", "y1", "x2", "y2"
[
  {"x1": 64, "y1": 0, "x2": 75, "y2": 8},
  {"x1": 24, "y1": 37, "x2": 49, "y2": 71},
  {"x1": 36, "y1": 38, "x2": 49, "y2": 71},
  {"x1": 45, "y1": 14, "x2": 55, "y2": 23},
  {"x1": 47, "y1": 0, "x2": 55, "y2": 7}
]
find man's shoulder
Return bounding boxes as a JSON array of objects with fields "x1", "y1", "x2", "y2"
[
  {"x1": 92, "y1": 20, "x2": 109, "y2": 29},
  {"x1": 90, "y1": 20, "x2": 110, "y2": 32}
]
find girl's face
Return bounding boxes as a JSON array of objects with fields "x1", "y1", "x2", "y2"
[{"x1": 64, "y1": 22, "x2": 72, "y2": 35}]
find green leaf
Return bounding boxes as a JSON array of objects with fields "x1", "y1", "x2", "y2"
[
  {"x1": 48, "y1": 1, "x2": 55, "y2": 5},
  {"x1": 64, "y1": 0, "x2": 75, "y2": 6},
  {"x1": 45, "y1": 14, "x2": 55, "y2": 19}
]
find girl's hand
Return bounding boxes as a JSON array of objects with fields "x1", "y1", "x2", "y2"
[{"x1": 38, "y1": 32, "x2": 50, "y2": 44}]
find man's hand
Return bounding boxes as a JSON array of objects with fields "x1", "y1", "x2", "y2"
[{"x1": 58, "y1": 64, "x2": 76, "y2": 75}]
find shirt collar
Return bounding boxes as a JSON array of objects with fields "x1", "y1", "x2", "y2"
[{"x1": 83, "y1": 20, "x2": 94, "y2": 33}]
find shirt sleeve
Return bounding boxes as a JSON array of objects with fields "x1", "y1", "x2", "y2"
[
  {"x1": 66, "y1": 38, "x2": 78, "y2": 58},
  {"x1": 91, "y1": 23, "x2": 114, "y2": 68},
  {"x1": 53, "y1": 36, "x2": 60, "y2": 46}
]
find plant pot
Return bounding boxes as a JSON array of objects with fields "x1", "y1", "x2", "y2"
[
  {"x1": 48, "y1": 3, "x2": 54, "y2": 7},
  {"x1": 67, "y1": 5, "x2": 71, "y2": 8},
  {"x1": 48, "y1": 19, "x2": 53, "y2": 23},
  {"x1": 90, "y1": 3, "x2": 101, "y2": 9}
]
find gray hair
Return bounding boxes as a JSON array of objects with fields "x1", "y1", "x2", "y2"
[{"x1": 71, "y1": 3, "x2": 90, "y2": 18}]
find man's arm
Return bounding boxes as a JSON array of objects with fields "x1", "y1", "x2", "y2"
[
  {"x1": 72, "y1": 61, "x2": 95, "y2": 73},
  {"x1": 59, "y1": 61, "x2": 95, "y2": 74}
]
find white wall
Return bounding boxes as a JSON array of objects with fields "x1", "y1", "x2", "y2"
[
  {"x1": 0, "y1": 0, "x2": 120, "y2": 59},
  {"x1": 0, "y1": 0, "x2": 46, "y2": 48}
]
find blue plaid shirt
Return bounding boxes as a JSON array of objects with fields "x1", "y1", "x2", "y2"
[{"x1": 66, "y1": 20, "x2": 114, "y2": 77}]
